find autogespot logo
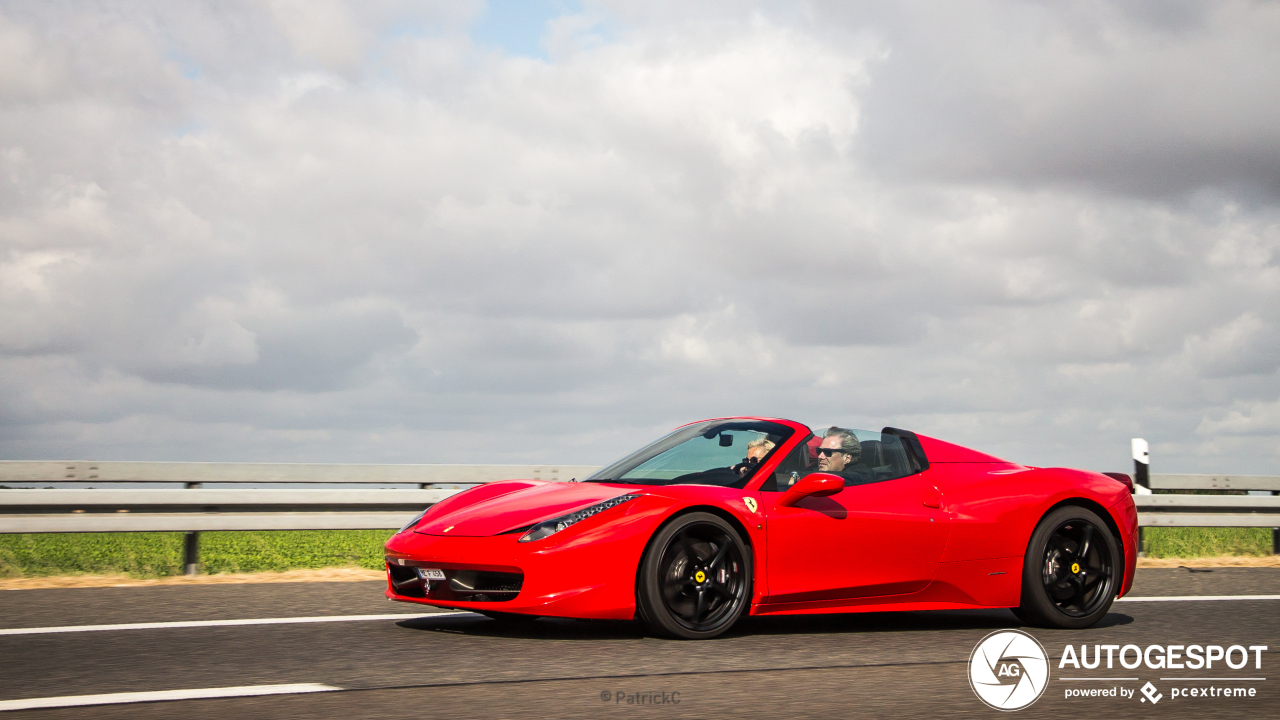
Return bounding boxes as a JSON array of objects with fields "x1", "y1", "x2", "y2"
[{"x1": 969, "y1": 630, "x2": 1050, "y2": 711}]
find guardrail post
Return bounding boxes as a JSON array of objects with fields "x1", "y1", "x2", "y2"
[
  {"x1": 1274, "y1": 489, "x2": 1279, "y2": 556},
  {"x1": 1133, "y1": 439, "x2": 1149, "y2": 557},
  {"x1": 183, "y1": 531, "x2": 200, "y2": 575},
  {"x1": 182, "y1": 480, "x2": 201, "y2": 575},
  {"x1": 1131, "y1": 438, "x2": 1150, "y2": 491}
]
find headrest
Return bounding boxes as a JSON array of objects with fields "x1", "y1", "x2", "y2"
[{"x1": 859, "y1": 439, "x2": 885, "y2": 467}]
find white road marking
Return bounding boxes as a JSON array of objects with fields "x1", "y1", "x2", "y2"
[
  {"x1": 0, "y1": 611, "x2": 477, "y2": 636},
  {"x1": 0, "y1": 684, "x2": 341, "y2": 712},
  {"x1": 1117, "y1": 595, "x2": 1280, "y2": 602}
]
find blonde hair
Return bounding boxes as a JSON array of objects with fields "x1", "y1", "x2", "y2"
[{"x1": 747, "y1": 438, "x2": 775, "y2": 453}]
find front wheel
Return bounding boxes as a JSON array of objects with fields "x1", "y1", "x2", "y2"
[
  {"x1": 636, "y1": 512, "x2": 752, "y2": 640},
  {"x1": 1015, "y1": 505, "x2": 1119, "y2": 629}
]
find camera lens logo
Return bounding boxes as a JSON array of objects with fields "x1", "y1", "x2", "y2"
[{"x1": 968, "y1": 630, "x2": 1050, "y2": 711}]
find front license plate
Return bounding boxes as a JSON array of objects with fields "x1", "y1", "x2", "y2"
[{"x1": 417, "y1": 568, "x2": 446, "y2": 580}]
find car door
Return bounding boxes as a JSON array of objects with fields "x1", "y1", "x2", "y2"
[{"x1": 760, "y1": 438, "x2": 949, "y2": 604}]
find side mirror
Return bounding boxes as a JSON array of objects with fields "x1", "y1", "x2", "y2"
[{"x1": 778, "y1": 473, "x2": 844, "y2": 507}]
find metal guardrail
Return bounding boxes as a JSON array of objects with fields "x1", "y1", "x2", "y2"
[
  {"x1": 0, "y1": 513, "x2": 425, "y2": 533},
  {"x1": 0, "y1": 489, "x2": 457, "y2": 506},
  {"x1": 1134, "y1": 493, "x2": 1280, "y2": 527},
  {"x1": 3, "y1": 465, "x2": 1277, "y2": 532},
  {"x1": 1128, "y1": 441, "x2": 1280, "y2": 553},
  {"x1": 0, "y1": 464, "x2": 603, "y2": 533},
  {"x1": 0, "y1": 489, "x2": 460, "y2": 533},
  {"x1": 0, "y1": 461, "x2": 601, "y2": 486},
  {"x1": 2, "y1": 460, "x2": 1277, "y2": 570},
  {"x1": 0, "y1": 462, "x2": 603, "y2": 574},
  {"x1": 1150, "y1": 474, "x2": 1280, "y2": 492}
]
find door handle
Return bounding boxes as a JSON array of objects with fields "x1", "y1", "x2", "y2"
[{"x1": 922, "y1": 486, "x2": 942, "y2": 509}]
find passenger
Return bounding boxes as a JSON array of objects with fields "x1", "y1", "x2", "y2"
[
  {"x1": 734, "y1": 438, "x2": 775, "y2": 476},
  {"x1": 816, "y1": 426, "x2": 868, "y2": 484}
]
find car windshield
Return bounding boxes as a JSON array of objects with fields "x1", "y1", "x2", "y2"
[{"x1": 584, "y1": 420, "x2": 795, "y2": 488}]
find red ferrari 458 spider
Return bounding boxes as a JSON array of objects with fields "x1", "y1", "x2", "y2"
[{"x1": 384, "y1": 418, "x2": 1138, "y2": 639}]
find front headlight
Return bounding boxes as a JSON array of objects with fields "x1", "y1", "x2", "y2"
[
  {"x1": 398, "y1": 509, "x2": 427, "y2": 534},
  {"x1": 518, "y1": 494, "x2": 641, "y2": 543}
]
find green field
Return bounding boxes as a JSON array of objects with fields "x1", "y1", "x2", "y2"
[
  {"x1": 0, "y1": 530, "x2": 395, "y2": 578},
  {"x1": 0, "y1": 527, "x2": 1274, "y2": 578}
]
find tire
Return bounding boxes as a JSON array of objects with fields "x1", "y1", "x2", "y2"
[
  {"x1": 1016, "y1": 505, "x2": 1120, "y2": 629},
  {"x1": 636, "y1": 512, "x2": 752, "y2": 640}
]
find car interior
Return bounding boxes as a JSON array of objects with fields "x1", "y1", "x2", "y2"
[{"x1": 763, "y1": 430, "x2": 917, "y2": 492}]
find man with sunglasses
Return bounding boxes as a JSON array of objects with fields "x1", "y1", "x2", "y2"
[{"x1": 816, "y1": 426, "x2": 866, "y2": 483}]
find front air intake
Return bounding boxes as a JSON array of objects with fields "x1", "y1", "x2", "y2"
[
  {"x1": 387, "y1": 564, "x2": 427, "y2": 598},
  {"x1": 447, "y1": 570, "x2": 523, "y2": 601},
  {"x1": 386, "y1": 559, "x2": 522, "y2": 602}
]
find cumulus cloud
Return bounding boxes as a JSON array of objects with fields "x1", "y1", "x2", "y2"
[{"x1": 0, "y1": 0, "x2": 1277, "y2": 472}]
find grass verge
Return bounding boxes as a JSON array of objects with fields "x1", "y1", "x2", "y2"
[
  {"x1": 1143, "y1": 527, "x2": 1274, "y2": 558},
  {"x1": 0, "y1": 530, "x2": 396, "y2": 578}
]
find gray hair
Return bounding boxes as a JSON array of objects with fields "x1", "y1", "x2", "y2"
[
  {"x1": 747, "y1": 438, "x2": 775, "y2": 453},
  {"x1": 824, "y1": 427, "x2": 861, "y2": 460}
]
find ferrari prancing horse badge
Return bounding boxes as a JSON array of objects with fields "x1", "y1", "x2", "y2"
[{"x1": 743, "y1": 497, "x2": 758, "y2": 513}]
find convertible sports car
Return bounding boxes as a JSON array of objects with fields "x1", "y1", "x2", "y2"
[{"x1": 384, "y1": 418, "x2": 1138, "y2": 639}]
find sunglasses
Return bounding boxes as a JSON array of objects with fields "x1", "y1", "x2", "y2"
[{"x1": 816, "y1": 447, "x2": 850, "y2": 457}]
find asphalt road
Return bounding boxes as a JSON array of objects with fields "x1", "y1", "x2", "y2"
[{"x1": 1, "y1": 568, "x2": 1277, "y2": 719}]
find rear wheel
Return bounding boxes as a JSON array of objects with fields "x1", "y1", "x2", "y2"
[
  {"x1": 1015, "y1": 506, "x2": 1119, "y2": 629},
  {"x1": 636, "y1": 512, "x2": 751, "y2": 640}
]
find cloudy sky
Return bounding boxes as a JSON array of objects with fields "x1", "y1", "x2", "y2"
[{"x1": 2, "y1": 0, "x2": 1278, "y2": 473}]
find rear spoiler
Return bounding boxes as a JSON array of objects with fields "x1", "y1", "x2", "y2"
[{"x1": 1102, "y1": 472, "x2": 1135, "y2": 494}]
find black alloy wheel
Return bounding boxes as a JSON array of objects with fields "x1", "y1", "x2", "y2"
[
  {"x1": 636, "y1": 512, "x2": 751, "y2": 639},
  {"x1": 1015, "y1": 505, "x2": 1119, "y2": 629}
]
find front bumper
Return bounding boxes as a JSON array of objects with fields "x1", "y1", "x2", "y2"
[
  {"x1": 383, "y1": 517, "x2": 654, "y2": 620},
  {"x1": 387, "y1": 560, "x2": 523, "y2": 603}
]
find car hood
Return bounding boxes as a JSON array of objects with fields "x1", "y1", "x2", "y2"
[{"x1": 415, "y1": 481, "x2": 638, "y2": 537}]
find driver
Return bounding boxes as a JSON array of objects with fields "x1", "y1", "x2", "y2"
[
  {"x1": 734, "y1": 438, "x2": 775, "y2": 476},
  {"x1": 816, "y1": 426, "x2": 865, "y2": 483}
]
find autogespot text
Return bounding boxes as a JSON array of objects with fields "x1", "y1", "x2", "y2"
[{"x1": 1058, "y1": 643, "x2": 1267, "y2": 670}]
